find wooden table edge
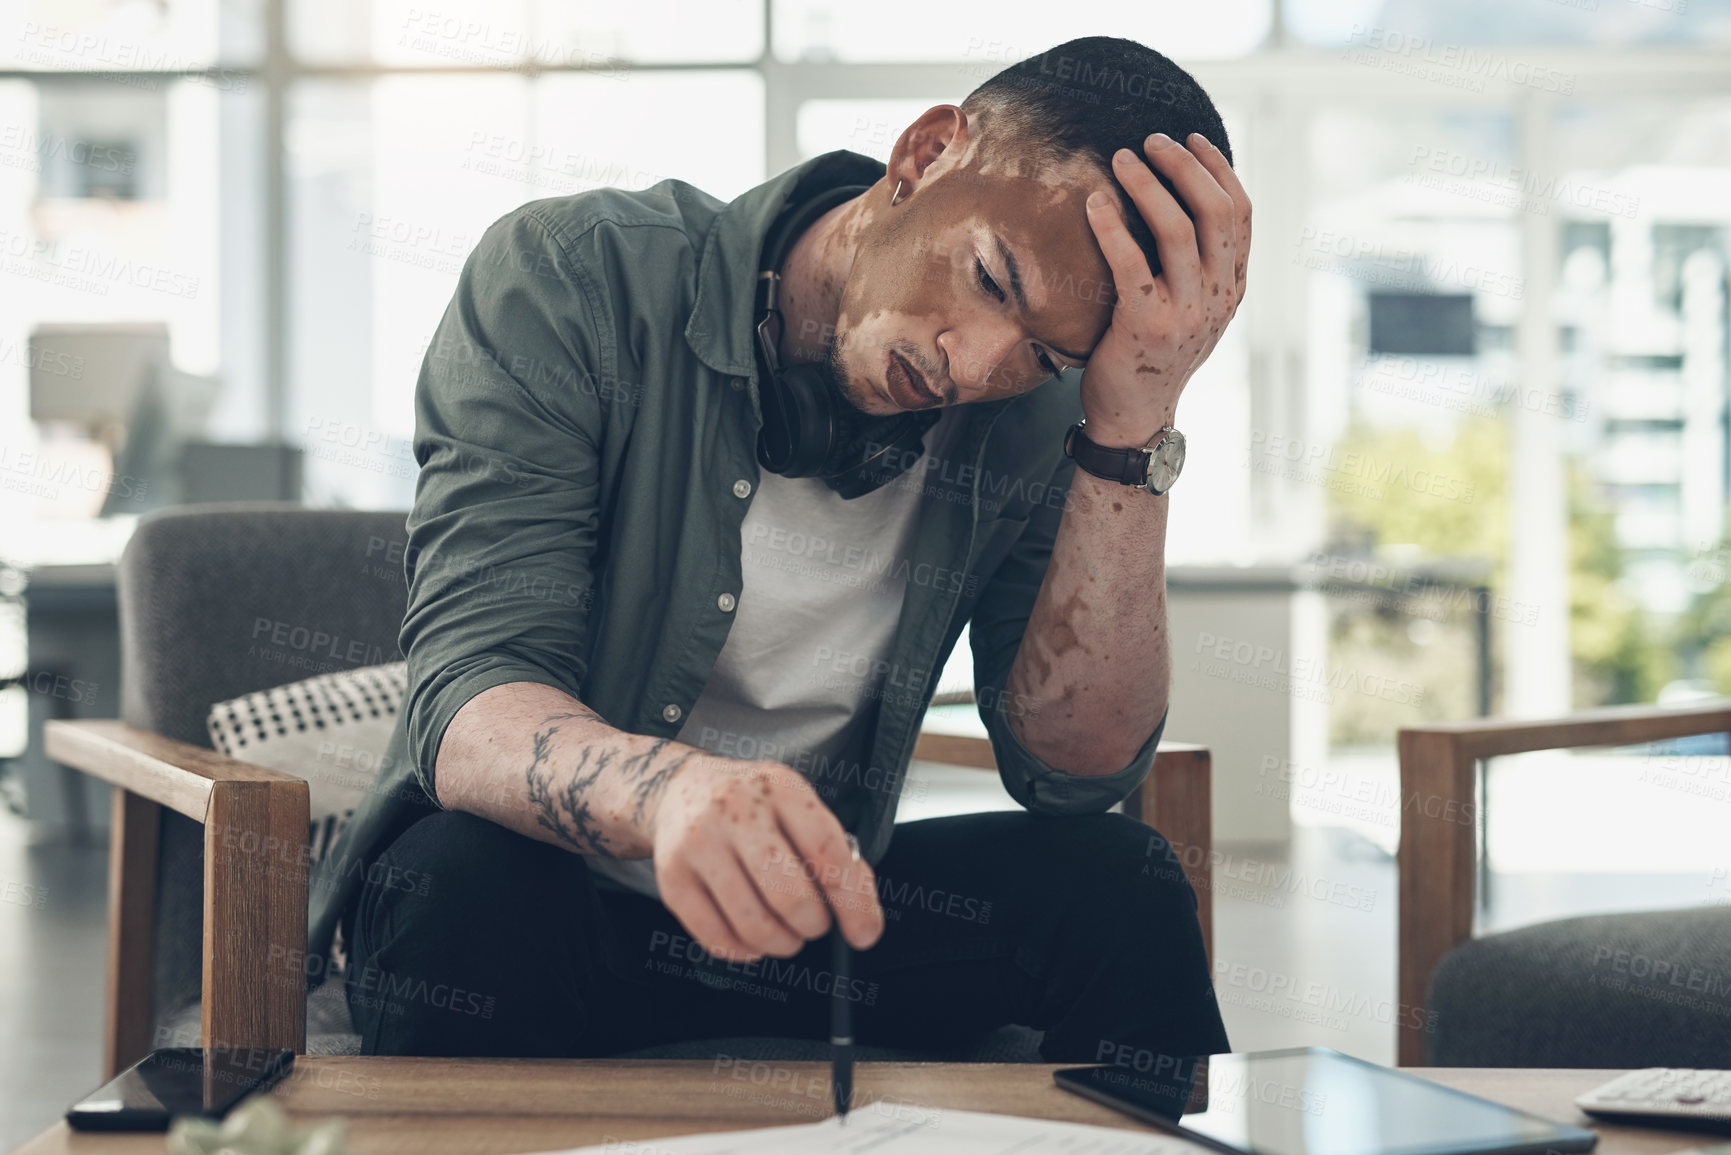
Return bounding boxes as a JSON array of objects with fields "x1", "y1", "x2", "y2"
[{"x1": 19, "y1": 1060, "x2": 1707, "y2": 1155}]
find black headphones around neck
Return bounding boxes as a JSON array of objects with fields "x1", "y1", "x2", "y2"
[{"x1": 752, "y1": 183, "x2": 941, "y2": 501}]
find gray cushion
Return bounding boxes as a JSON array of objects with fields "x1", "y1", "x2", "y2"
[
  {"x1": 1428, "y1": 905, "x2": 1731, "y2": 1067},
  {"x1": 118, "y1": 504, "x2": 410, "y2": 1031}
]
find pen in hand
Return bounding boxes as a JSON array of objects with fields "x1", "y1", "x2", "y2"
[{"x1": 832, "y1": 833, "x2": 859, "y2": 1123}]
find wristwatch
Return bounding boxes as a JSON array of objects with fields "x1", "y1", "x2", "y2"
[{"x1": 1063, "y1": 420, "x2": 1186, "y2": 495}]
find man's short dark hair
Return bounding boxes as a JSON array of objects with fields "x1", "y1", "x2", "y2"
[{"x1": 961, "y1": 35, "x2": 1234, "y2": 282}]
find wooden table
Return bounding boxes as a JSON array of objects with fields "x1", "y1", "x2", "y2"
[{"x1": 18, "y1": 1060, "x2": 1720, "y2": 1155}]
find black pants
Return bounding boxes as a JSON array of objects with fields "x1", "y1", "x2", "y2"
[{"x1": 342, "y1": 808, "x2": 1229, "y2": 1063}]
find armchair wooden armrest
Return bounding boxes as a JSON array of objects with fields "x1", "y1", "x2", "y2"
[
  {"x1": 911, "y1": 729, "x2": 1214, "y2": 962},
  {"x1": 43, "y1": 718, "x2": 311, "y2": 1077},
  {"x1": 1396, "y1": 699, "x2": 1731, "y2": 1065}
]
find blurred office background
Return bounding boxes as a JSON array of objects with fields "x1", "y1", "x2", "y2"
[{"x1": 3, "y1": 0, "x2": 1731, "y2": 1142}]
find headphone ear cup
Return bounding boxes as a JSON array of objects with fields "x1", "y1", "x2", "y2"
[
  {"x1": 754, "y1": 371, "x2": 798, "y2": 474},
  {"x1": 756, "y1": 362, "x2": 836, "y2": 477}
]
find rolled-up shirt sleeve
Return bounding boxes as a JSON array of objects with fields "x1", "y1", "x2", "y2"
[
  {"x1": 399, "y1": 204, "x2": 615, "y2": 807},
  {"x1": 967, "y1": 452, "x2": 1166, "y2": 815}
]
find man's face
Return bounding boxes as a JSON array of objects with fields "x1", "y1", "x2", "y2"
[{"x1": 828, "y1": 136, "x2": 1117, "y2": 417}]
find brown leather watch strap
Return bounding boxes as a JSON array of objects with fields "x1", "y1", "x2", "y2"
[{"x1": 1063, "y1": 421, "x2": 1151, "y2": 488}]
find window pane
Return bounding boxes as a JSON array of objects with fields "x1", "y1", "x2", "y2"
[
  {"x1": 774, "y1": 0, "x2": 1270, "y2": 62},
  {"x1": 533, "y1": 71, "x2": 765, "y2": 201},
  {"x1": 797, "y1": 99, "x2": 936, "y2": 164},
  {"x1": 1, "y1": 0, "x2": 262, "y2": 70},
  {"x1": 291, "y1": 0, "x2": 762, "y2": 65},
  {"x1": 1288, "y1": 0, "x2": 1731, "y2": 48},
  {"x1": 0, "y1": 77, "x2": 264, "y2": 526},
  {"x1": 288, "y1": 76, "x2": 529, "y2": 512},
  {"x1": 1550, "y1": 98, "x2": 1731, "y2": 616},
  {"x1": 1293, "y1": 104, "x2": 1525, "y2": 750},
  {"x1": 530, "y1": 0, "x2": 762, "y2": 63},
  {"x1": 288, "y1": 72, "x2": 764, "y2": 510}
]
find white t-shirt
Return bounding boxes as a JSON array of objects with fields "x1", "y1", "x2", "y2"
[{"x1": 587, "y1": 407, "x2": 967, "y2": 899}]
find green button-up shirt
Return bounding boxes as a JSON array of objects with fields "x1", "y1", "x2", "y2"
[{"x1": 307, "y1": 149, "x2": 1167, "y2": 966}]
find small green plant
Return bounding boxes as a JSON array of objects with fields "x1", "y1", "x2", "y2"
[{"x1": 168, "y1": 1095, "x2": 350, "y2": 1155}]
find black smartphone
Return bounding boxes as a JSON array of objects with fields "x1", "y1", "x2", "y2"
[{"x1": 66, "y1": 1046, "x2": 295, "y2": 1131}]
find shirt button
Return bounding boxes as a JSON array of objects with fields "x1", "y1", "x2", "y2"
[
  {"x1": 732, "y1": 479, "x2": 752, "y2": 499},
  {"x1": 717, "y1": 592, "x2": 736, "y2": 612},
  {"x1": 731, "y1": 377, "x2": 745, "y2": 391},
  {"x1": 662, "y1": 703, "x2": 683, "y2": 723}
]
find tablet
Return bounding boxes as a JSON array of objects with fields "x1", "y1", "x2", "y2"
[{"x1": 1055, "y1": 1046, "x2": 1598, "y2": 1155}]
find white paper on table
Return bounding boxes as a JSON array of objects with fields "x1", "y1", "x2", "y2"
[{"x1": 536, "y1": 1104, "x2": 1200, "y2": 1155}]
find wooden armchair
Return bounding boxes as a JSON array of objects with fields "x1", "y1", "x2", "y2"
[
  {"x1": 42, "y1": 502, "x2": 411, "y2": 1080},
  {"x1": 44, "y1": 719, "x2": 310, "y2": 1077},
  {"x1": 1397, "y1": 698, "x2": 1731, "y2": 1067},
  {"x1": 50, "y1": 503, "x2": 1215, "y2": 1079}
]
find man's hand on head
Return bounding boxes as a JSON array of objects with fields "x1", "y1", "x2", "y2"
[
  {"x1": 647, "y1": 755, "x2": 884, "y2": 963},
  {"x1": 1078, "y1": 131, "x2": 1251, "y2": 446}
]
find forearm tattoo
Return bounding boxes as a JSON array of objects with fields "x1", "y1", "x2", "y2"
[
  {"x1": 524, "y1": 717, "x2": 614, "y2": 854},
  {"x1": 617, "y1": 739, "x2": 700, "y2": 827},
  {"x1": 521, "y1": 708, "x2": 700, "y2": 855}
]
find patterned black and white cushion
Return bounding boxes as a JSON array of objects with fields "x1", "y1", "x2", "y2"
[
  {"x1": 207, "y1": 661, "x2": 406, "y2": 857},
  {"x1": 206, "y1": 661, "x2": 406, "y2": 971}
]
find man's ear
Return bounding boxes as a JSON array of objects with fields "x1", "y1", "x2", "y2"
[{"x1": 887, "y1": 104, "x2": 968, "y2": 197}]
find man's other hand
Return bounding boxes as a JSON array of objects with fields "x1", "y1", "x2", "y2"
[
  {"x1": 648, "y1": 756, "x2": 885, "y2": 962},
  {"x1": 1078, "y1": 130, "x2": 1251, "y2": 445}
]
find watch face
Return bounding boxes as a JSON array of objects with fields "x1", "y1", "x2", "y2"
[{"x1": 1147, "y1": 430, "x2": 1186, "y2": 493}]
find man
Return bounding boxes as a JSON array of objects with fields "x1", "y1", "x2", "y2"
[{"x1": 308, "y1": 34, "x2": 1251, "y2": 1063}]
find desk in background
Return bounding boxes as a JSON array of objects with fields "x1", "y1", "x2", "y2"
[{"x1": 3, "y1": 516, "x2": 134, "y2": 835}]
